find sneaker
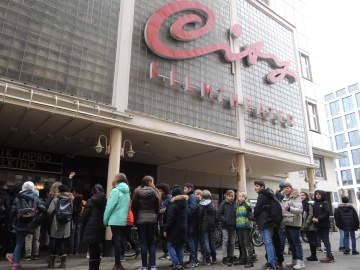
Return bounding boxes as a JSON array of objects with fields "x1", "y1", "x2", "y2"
[
  {"x1": 11, "y1": 264, "x2": 22, "y2": 270},
  {"x1": 292, "y1": 260, "x2": 305, "y2": 269},
  {"x1": 198, "y1": 256, "x2": 204, "y2": 264},
  {"x1": 262, "y1": 262, "x2": 270, "y2": 269},
  {"x1": 22, "y1": 255, "x2": 31, "y2": 261},
  {"x1": 339, "y1": 247, "x2": 345, "y2": 251},
  {"x1": 352, "y1": 250, "x2": 359, "y2": 255},
  {"x1": 205, "y1": 258, "x2": 211, "y2": 266},
  {"x1": 6, "y1": 253, "x2": 14, "y2": 264},
  {"x1": 159, "y1": 253, "x2": 169, "y2": 260},
  {"x1": 221, "y1": 257, "x2": 232, "y2": 267},
  {"x1": 33, "y1": 255, "x2": 39, "y2": 260},
  {"x1": 120, "y1": 255, "x2": 126, "y2": 262},
  {"x1": 343, "y1": 250, "x2": 350, "y2": 255},
  {"x1": 175, "y1": 265, "x2": 183, "y2": 270},
  {"x1": 212, "y1": 258, "x2": 218, "y2": 264},
  {"x1": 264, "y1": 267, "x2": 276, "y2": 270},
  {"x1": 86, "y1": 252, "x2": 90, "y2": 259},
  {"x1": 245, "y1": 262, "x2": 254, "y2": 268},
  {"x1": 286, "y1": 260, "x2": 296, "y2": 267},
  {"x1": 305, "y1": 256, "x2": 318, "y2": 261},
  {"x1": 319, "y1": 256, "x2": 334, "y2": 263},
  {"x1": 185, "y1": 261, "x2": 197, "y2": 268}
]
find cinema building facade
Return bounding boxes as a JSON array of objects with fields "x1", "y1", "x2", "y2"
[{"x1": 0, "y1": 0, "x2": 340, "y2": 207}]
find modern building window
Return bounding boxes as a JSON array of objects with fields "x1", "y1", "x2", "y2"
[
  {"x1": 342, "y1": 96, "x2": 354, "y2": 112},
  {"x1": 325, "y1": 104, "x2": 329, "y2": 118},
  {"x1": 336, "y1": 172, "x2": 339, "y2": 186},
  {"x1": 300, "y1": 53, "x2": 312, "y2": 80},
  {"x1": 334, "y1": 159, "x2": 337, "y2": 169},
  {"x1": 335, "y1": 133, "x2": 347, "y2": 150},
  {"x1": 356, "y1": 93, "x2": 360, "y2": 108},
  {"x1": 330, "y1": 138, "x2": 334, "y2": 151},
  {"x1": 351, "y1": 149, "x2": 360, "y2": 165},
  {"x1": 345, "y1": 113, "x2": 357, "y2": 129},
  {"x1": 336, "y1": 88, "x2": 346, "y2": 97},
  {"x1": 330, "y1": 101, "x2": 341, "y2": 116},
  {"x1": 327, "y1": 120, "x2": 332, "y2": 134},
  {"x1": 307, "y1": 102, "x2": 319, "y2": 132},
  {"x1": 339, "y1": 151, "x2": 349, "y2": 167},
  {"x1": 355, "y1": 168, "x2": 360, "y2": 184},
  {"x1": 332, "y1": 117, "x2": 344, "y2": 132},
  {"x1": 341, "y1": 169, "x2": 353, "y2": 185},
  {"x1": 348, "y1": 83, "x2": 359, "y2": 93},
  {"x1": 314, "y1": 155, "x2": 325, "y2": 178},
  {"x1": 349, "y1": 130, "x2": 360, "y2": 146},
  {"x1": 325, "y1": 93, "x2": 334, "y2": 102}
]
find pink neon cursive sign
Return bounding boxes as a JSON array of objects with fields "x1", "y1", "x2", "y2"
[{"x1": 144, "y1": 1, "x2": 298, "y2": 84}]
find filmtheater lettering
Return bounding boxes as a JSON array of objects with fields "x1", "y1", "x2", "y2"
[
  {"x1": 145, "y1": 1, "x2": 297, "y2": 128},
  {"x1": 0, "y1": 147, "x2": 63, "y2": 173}
]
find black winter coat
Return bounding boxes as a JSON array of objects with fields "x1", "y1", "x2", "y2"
[
  {"x1": 218, "y1": 199, "x2": 236, "y2": 230},
  {"x1": 164, "y1": 195, "x2": 189, "y2": 245},
  {"x1": 0, "y1": 188, "x2": 11, "y2": 226},
  {"x1": 82, "y1": 193, "x2": 107, "y2": 244},
  {"x1": 253, "y1": 188, "x2": 274, "y2": 230},
  {"x1": 334, "y1": 203, "x2": 359, "y2": 231},
  {"x1": 198, "y1": 199, "x2": 216, "y2": 232},
  {"x1": 313, "y1": 190, "x2": 330, "y2": 228},
  {"x1": 186, "y1": 192, "x2": 198, "y2": 236},
  {"x1": 9, "y1": 190, "x2": 46, "y2": 234}
]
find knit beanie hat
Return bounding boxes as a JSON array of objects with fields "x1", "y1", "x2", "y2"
[
  {"x1": 172, "y1": 187, "x2": 182, "y2": 197},
  {"x1": 22, "y1": 181, "x2": 35, "y2": 191}
]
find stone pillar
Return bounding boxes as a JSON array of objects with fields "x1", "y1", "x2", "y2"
[
  {"x1": 307, "y1": 168, "x2": 315, "y2": 192},
  {"x1": 103, "y1": 128, "x2": 122, "y2": 257},
  {"x1": 237, "y1": 154, "x2": 247, "y2": 192}
]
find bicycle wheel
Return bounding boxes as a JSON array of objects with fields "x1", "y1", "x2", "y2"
[
  {"x1": 251, "y1": 228, "x2": 264, "y2": 247},
  {"x1": 214, "y1": 225, "x2": 223, "y2": 248},
  {"x1": 124, "y1": 241, "x2": 136, "y2": 257},
  {"x1": 301, "y1": 231, "x2": 308, "y2": 243}
]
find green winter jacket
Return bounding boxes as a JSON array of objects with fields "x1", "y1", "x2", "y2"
[{"x1": 103, "y1": 182, "x2": 130, "y2": 226}]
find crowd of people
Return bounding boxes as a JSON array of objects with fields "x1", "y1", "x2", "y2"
[{"x1": 1, "y1": 177, "x2": 359, "y2": 270}]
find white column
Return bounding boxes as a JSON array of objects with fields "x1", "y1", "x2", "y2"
[
  {"x1": 237, "y1": 154, "x2": 247, "y2": 192},
  {"x1": 105, "y1": 128, "x2": 122, "y2": 241},
  {"x1": 307, "y1": 168, "x2": 315, "y2": 192}
]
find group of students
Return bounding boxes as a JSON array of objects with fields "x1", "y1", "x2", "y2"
[{"x1": 253, "y1": 180, "x2": 359, "y2": 270}]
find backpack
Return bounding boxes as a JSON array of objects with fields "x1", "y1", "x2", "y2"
[
  {"x1": 73, "y1": 198, "x2": 86, "y2": 217},
  {"x1": 79, "y1": 200, "x2": 86, "y2": 217},
  {"x1": 56, "y1": 198, "x2": 72, "y2": 224},
  {"x1": 17, "y1": 198, "x2": 37, "y2": 223},
  {"x1": 268, "y1": 197, "x2": 283, "y2": 227}
]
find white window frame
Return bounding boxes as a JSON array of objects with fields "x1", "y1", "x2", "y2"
[
  {"x1": 300, "y1": 52, "x2": 312, "y2": 81},
  {"x1": 306, "y1": 101, "x2": 320, "y2": 132}
]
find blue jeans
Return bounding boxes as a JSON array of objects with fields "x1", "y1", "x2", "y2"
[
  {"x1": 70, "y1": 222, "x2": 82, "y2": 253},
  {"x1": 187, "y1": 235, "x2": 198, "y2": 262},
  {"x1": 344, "y1": 230, "x2": 356, "y2": 251},
  {"x1": 137, "y1": 223, "x2": 156, "y2": 268},
  {"x1": 317, "y1": 227, "x2": 332, "y2": 257},
  {"x1": 13, "y1": 232, "x2": 27, "y2": 264},
  {"x1": 339, "y1": 229, "x2": 344, "y2": 248},
  {"x1": 201, "y1": 231, "x2": 216, "y2": 259},
  {"x1": 260, "y1": 228, "x2": 277, "y2": 268},
  {"x1": 285, "y1": 227, "x2": 303, "y2": 261},
  {"x1": 167, "y1": 241, "x2": 184, "y2": 266}
]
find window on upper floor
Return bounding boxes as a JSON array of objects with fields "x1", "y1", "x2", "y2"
[
  {"x1": 314, "y1": 155, "x2": 325, "y2": 178},
  {"x1": 307, "y1": 102, "x2": 319, "y2": 132},
  {"x1": 354, "y1": 168, "x2": 360, "y2": 184},
  {"x1": 330, "y1": 101, "x2": 341, "y2": 116},
  {"x1": 356, "y1": 93, "x2": 360, "y2": 108},
  {"x1": 342, "y1": 96, "x2": 354, "y2": 112},
  {"x1": 345, "y1": 113, "x2": 357, "y2": 129},
  {"x1": 325, "y1": 93, "x2": 334, "y2": 102},
  {"x1": 349, "y1": 130, "x2": 360, "y2": 146},
  {"x1": 335, "y1": 133, "x2": 347, "y2": 150},
  {"x1": 348, "y1": 83, "x2": 359, "y2": 93},
  {"x1": 332, "y1": 117, "x2": 343, "y2": 133},
  {"x1": 300, "y1": 53, "x2": 312, "y2": 81},
  {"x1": 351, "y1": 149, "x2": 360, "y2": 165},
  {"x1": 339, "y1": 151, "x2": 349, "y2": 167},
  {"x1": 336, "y1": 172, "x2": 339, "y2": 186},
  {"x1": 341, "y1": 169, "x2": 353, "y2": 185},
  {"x1": 327, "y1": 120, "x2": 331, "y2": 134},
  {"x1": 336, "y1": 88, "x2": 346, "y2": 97}
]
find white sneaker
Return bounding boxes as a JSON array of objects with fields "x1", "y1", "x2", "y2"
[
  {"x1": 286, "y1": 260, "x2": 296, "y2": 267},
  {"x1": 86, "y1": 252, "x2": 90, "y2": 259},
  {"x1": 293, "y1": 260, "x2": 305, "y2": 269}
]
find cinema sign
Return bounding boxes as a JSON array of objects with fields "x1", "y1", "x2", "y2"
[{"x1": 144, "y1": 0, "x2": 299, "y2": 84}]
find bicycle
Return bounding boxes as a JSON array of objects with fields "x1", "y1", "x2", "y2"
[
  {"x1": 124, "y1": 226, "x2": 140, "y2": 257},
  {"x1": 250, "y1": 221, "x2": 263, "y2": 247}
]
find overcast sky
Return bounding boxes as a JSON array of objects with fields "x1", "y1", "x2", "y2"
[{"x1": 305, "y1": 0, "x2": 360, "y2": 93}]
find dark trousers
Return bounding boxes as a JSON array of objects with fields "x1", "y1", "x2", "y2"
[
  {"x1": 89, "y1": 243, "x2": 101, "y2": 260},
  {"x1": 111, "y1": 225, "x2": 126, "y2": 265},
  {"x1": 317, "y1": 227, "x2": 332, "y2": 257},
  {"x1": 49, "y1": 237, "x2": 65, "y2": 256},
  {"x1": 159, "y1": 226, "x2": 168, "y2": 254},
  {"x1": 305, "y1": 231, "x2": 317, "y2": 258}
]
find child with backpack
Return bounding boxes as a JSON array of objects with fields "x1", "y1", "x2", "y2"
[
  {"x1": 6, "y1": 181, "x2": 46, "y2": 270},
  {"x1": 47, "y1": 185, "x2": 74, "y2": 269}
]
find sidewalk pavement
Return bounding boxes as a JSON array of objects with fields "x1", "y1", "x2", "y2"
[{"x1": 2, "y1": 231, "x2": 359, "y2": 270}]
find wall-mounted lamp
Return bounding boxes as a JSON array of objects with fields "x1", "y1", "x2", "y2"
[
  {"x1": 230, "y1": 159, "x2": 252, "y2": 174},
  {"x1": 121, "y1": 140, "x2": 135, "y2": 158},
  {"x1": 94, "y1": 135, "x2": 110, "y2": 155},
  {"x1": 304, "y1": 177, "x2": 309, "y2": 183}
]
